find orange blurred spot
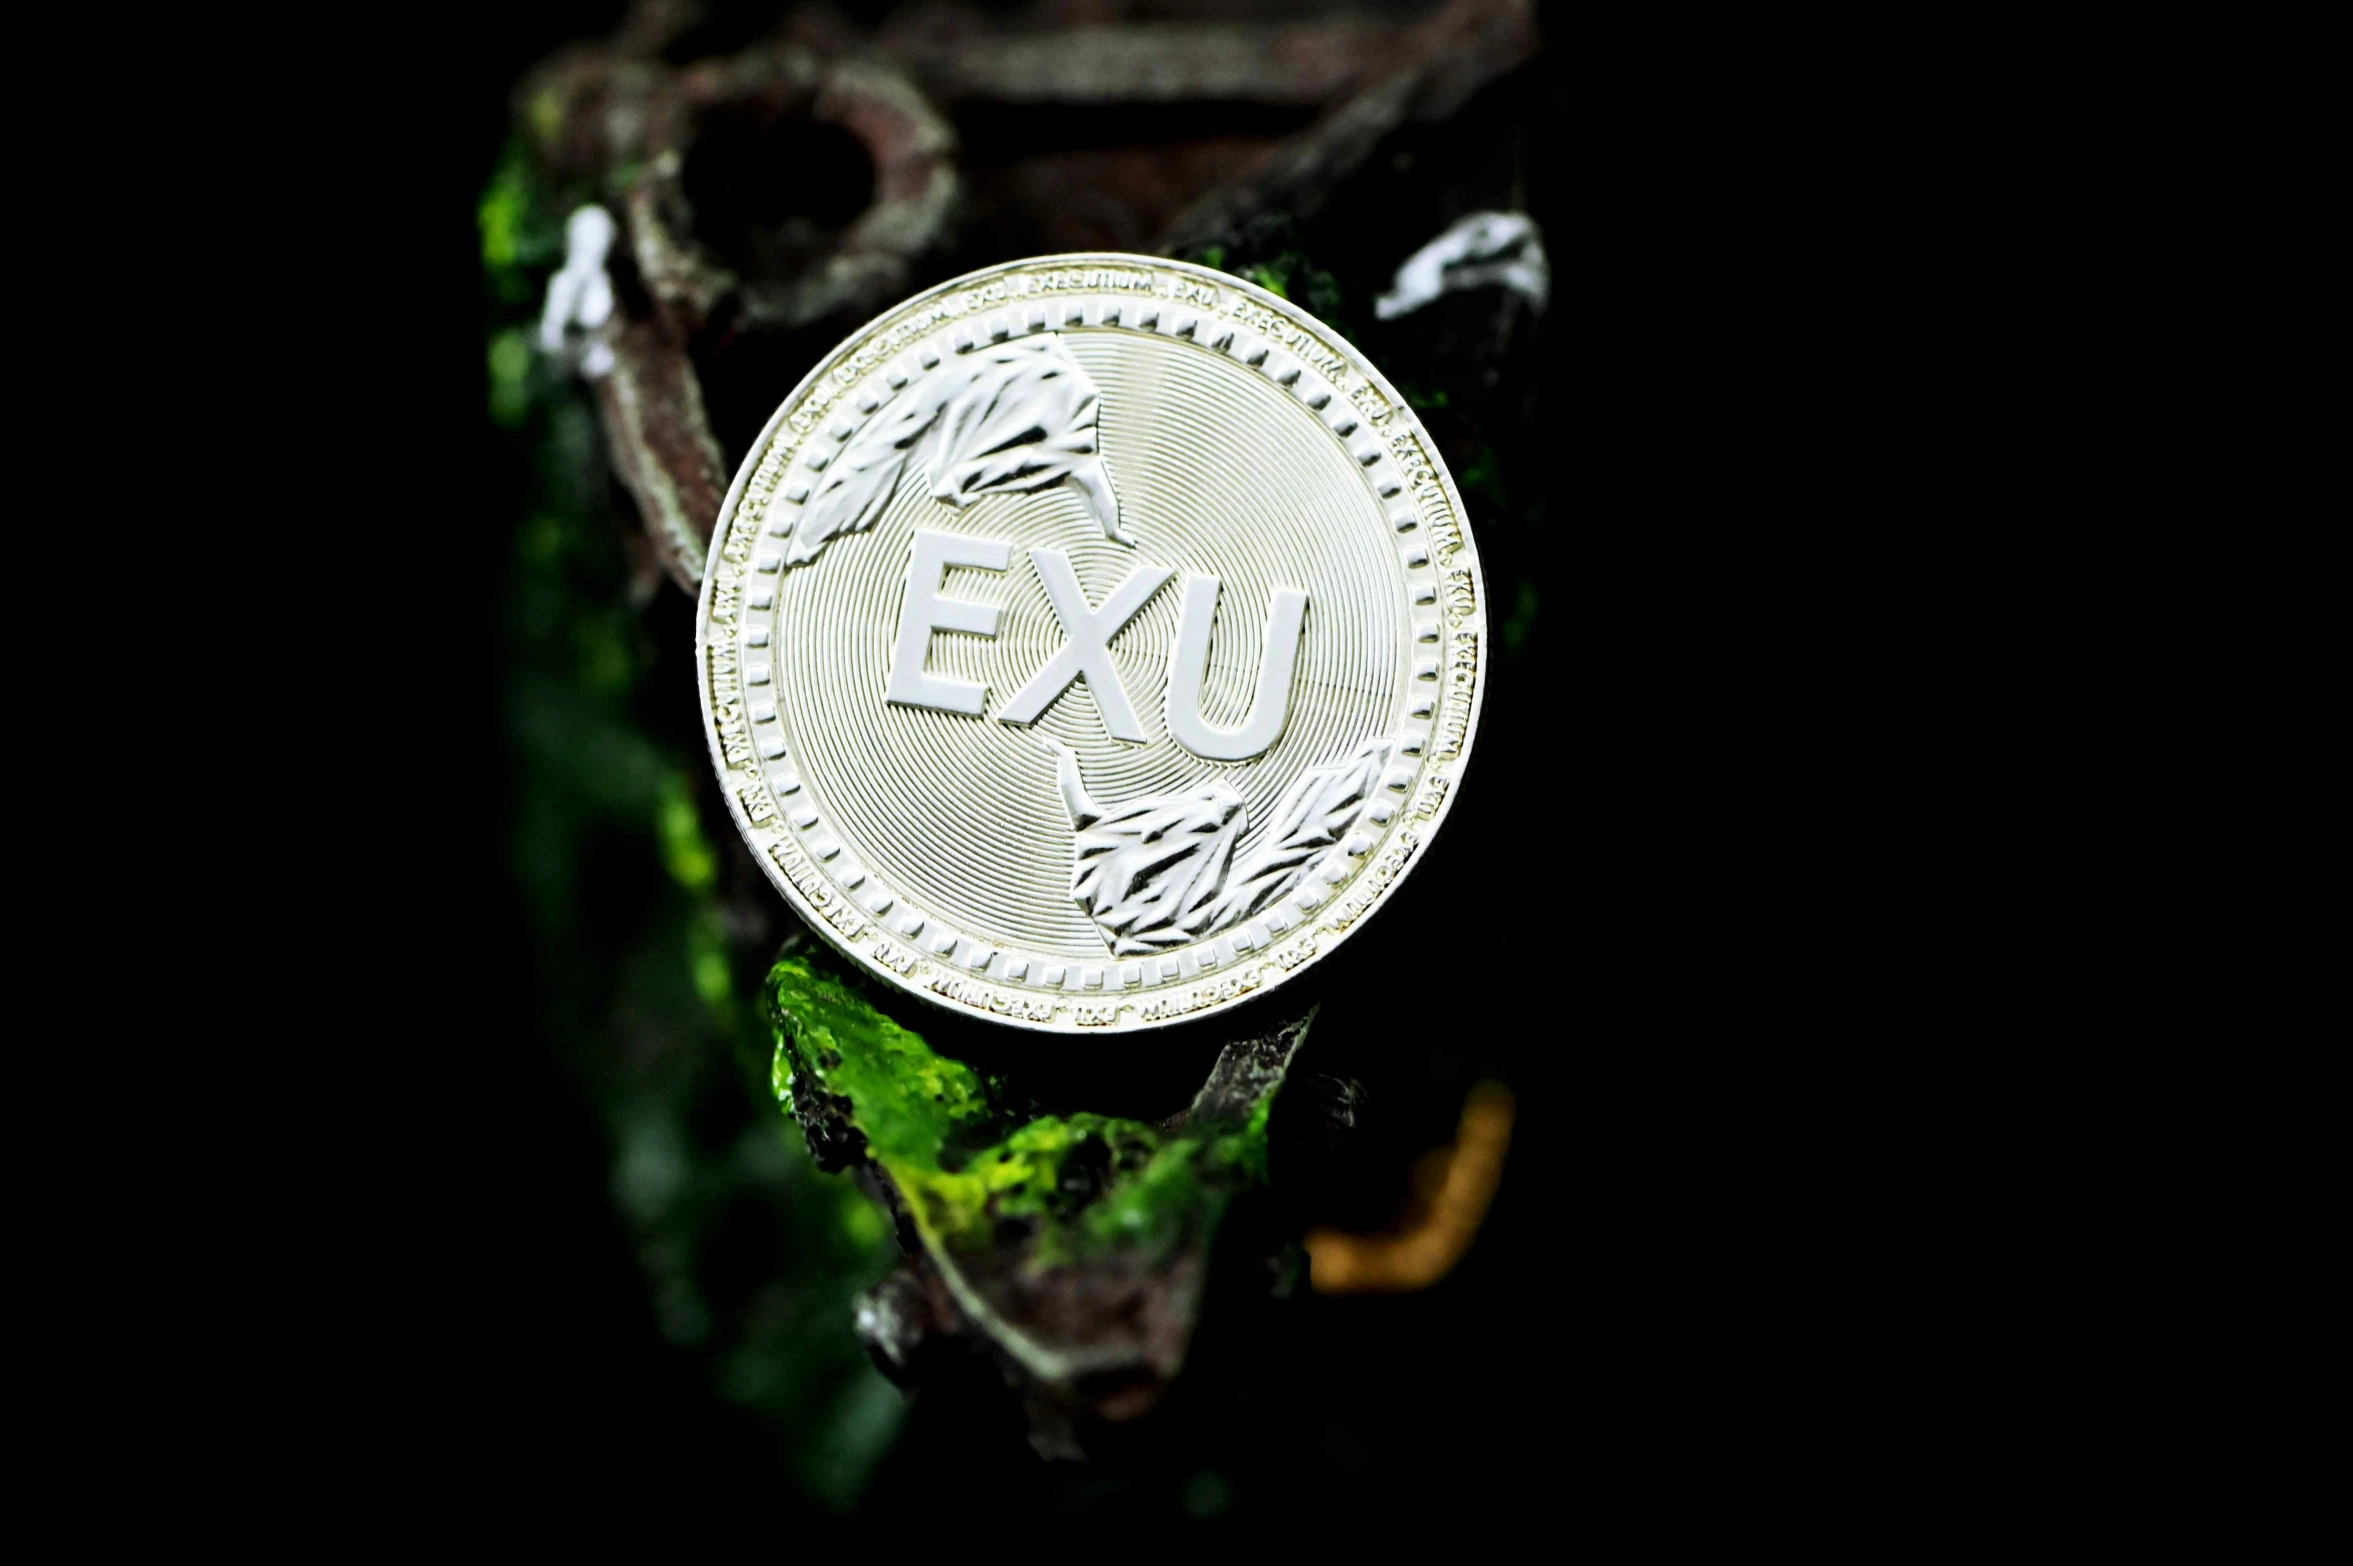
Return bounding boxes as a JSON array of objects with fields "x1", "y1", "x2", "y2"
[{"x1": 1304, "y1": 1081, "x2": 1514, "y2": 1294}]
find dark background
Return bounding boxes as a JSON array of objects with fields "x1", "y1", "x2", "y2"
[{"x1": 314, "y1": 0, "x2": 1968, "y2": 1536}]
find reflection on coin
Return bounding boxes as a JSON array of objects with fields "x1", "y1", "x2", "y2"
[{"x1": 696, "y1": 254, "x2": 1486, "y2": 1034}]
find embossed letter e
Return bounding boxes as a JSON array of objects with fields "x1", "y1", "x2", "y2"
[
  {"x1": 888, "y1": 529, "x2": 1010, "y2": 716},
  {"x1": 1164, "y1": 574, "x2": 1308, "y2": 762}
]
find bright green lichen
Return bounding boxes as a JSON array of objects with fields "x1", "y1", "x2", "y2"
[
  {"x1": 766, "y1": 954, "x2": 1278, "y2": 1270},
  {"x1": 769, "y1": 955, "x2": 999, "y2": 1158}
]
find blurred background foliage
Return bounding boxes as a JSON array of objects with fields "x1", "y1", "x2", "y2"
[
  {"x1": 472, "y1": 0, "x2": 1558, "y2": 1527},
  {"x1": 500, "y1": 359, "x2": 910, "y2": 1505}
]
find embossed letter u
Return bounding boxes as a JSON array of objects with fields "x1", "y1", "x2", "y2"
[{"x1": 1164, "y1": 574, "x2": 1309, "y2": 762}]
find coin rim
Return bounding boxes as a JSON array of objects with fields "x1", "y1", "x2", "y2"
[{"x1": 694, "y1": 251, "x2": 1488, "y2": 1033}]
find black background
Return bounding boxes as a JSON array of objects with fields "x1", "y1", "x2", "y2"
[{"x1": 286, "y1": 0, "x2": 1983, "y2": 1536}]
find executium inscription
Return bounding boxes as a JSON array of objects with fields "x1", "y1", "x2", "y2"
[{"x1": 694, "y1": 253, "x2": 1489, "y2": 1035}]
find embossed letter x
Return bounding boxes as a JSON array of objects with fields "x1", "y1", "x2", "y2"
[{"x1": 994, "y1": 548, "x2": 1172, "y2": 742}]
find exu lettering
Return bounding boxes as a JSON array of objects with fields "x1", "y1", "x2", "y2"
[{"x1": 886, "y1": 527, "x2": 1308, "y2": 761}]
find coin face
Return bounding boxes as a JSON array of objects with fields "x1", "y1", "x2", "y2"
[{"x1": 696, "y1": 254, "x2": 1486, "y2": 1033}]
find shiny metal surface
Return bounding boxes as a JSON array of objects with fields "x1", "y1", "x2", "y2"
[{"x1": 697, "y1": 254, "x2": 1486, "y2": 1032}]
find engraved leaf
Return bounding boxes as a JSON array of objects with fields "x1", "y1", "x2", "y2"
[
  {"x1": 1207, "y1": 737, "x2": 1394, "y2": 928},
  {"x1": 786, "y1": 392, "x2": 942, "y2": 565},
  {"x1": 928, "y1": 339, "x2": 1128, "y2": 543},
  {"x1": 1070, "y1": 784, "x2": 1246, "y2": 956},
  {"x1": 785, "y1": 334, "x2": 1126, "y2": 568},
  {"x1": 1045, "y1": 735, "x2": 1398, "y2": 958},
  {"x1": 1049, "y1": 741, "x2": 1245, "y2": 957}
]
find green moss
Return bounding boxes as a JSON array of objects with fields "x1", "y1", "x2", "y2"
[
  {"x1": 769, "y1": 956, "x2": 1001, "y2": 1162},
  {"x1": 1213, "y1": 247, "x2": 1346, "y2": 337},
  {"x1": 837, "y1": 1185, "x2": 890, "y2": 1250},
  {"x1": 1079, "y1": 1135, "x2": 1199, "y2": 1252},
  {"x1": 766, "y1": 953, "x2": 1280, "y2": 1269},
  {"x1": 493, "y1": 129, "x2": 901, "y2": 1503},
  {"x1": 1190, "y1": 223, "x2": 1358, "y2": 339},
  {"x1": 480, "y1": 179, "x2": 524, "y2": 272},
  {"x1": 691, "y1": 935, "x2": 732, "y2": 1009},
  {"x1": 656, "y1": 773, "x2": 718, "y2": 891},
  {"x1": 486, "y1": 328, "x2": 534, "y2": 429},
  {"x1": 479, "y1": 142, "x2": 565, "y2": 307}
]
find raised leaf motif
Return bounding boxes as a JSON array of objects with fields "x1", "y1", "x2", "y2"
[
  {"x1": 1207, "y1": 738, "x2": 1393, "y2": 928},
  {"x1": 1045, "y1": 736, "x2": 1396, "y2": 958},
  {"x1": 785, "y1": 335, "x2": 1125, "y2": 567},
  {"x1": 784, "y1": 392, "x2": 941, "y2": 566},
  {"x1": 1047, "y1": 741, "x2": 1243, "y2": 956}
]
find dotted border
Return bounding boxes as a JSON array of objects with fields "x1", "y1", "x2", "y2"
[{"x1": 696, "y1": 255, "x2": 1487, "y2": 1034}]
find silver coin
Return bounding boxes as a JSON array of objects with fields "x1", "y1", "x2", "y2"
[{"x1": 696, "y1": 254, "x2": 1486, "y2": 1033}]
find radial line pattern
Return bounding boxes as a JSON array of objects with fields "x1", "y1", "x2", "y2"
[{"x1": 776, "y1": 330, "x2": 1408, "y2": 961}]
